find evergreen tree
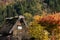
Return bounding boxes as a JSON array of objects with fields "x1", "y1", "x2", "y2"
[{"x1": 43, "y1": 0, "x2": 60, "y2": 13}]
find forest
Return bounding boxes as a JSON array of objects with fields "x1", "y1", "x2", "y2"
[{"x1": 0, "y1": 0, "x2": 60, "y2": 40}]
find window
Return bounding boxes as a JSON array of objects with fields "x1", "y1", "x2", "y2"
[{"x1": 17, "y1": 25, "x2": 22, "y2": 30}]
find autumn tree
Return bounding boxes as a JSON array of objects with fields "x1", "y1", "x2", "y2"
[
  {"x1": 39, "y1": 14, "x2": 60, "y2": 40},
  {"x1": 28, "y1": 22, "x2": 44, "y2": 40}
]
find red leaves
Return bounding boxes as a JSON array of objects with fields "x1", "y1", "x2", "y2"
[{"x1": 39, "y1": 14, "x2": 60, "y2": 26}]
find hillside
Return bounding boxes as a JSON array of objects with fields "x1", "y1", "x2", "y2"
[{"x1": 0, "y1": 0, "x2": 15, "y2": 6}]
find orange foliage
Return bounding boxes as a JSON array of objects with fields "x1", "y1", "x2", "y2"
[
  {"x1": 33, "y1": 12, "x2": 60, "y2": 27},
  {"x1": 33, "y1": 15, "x2": 41, "y2": 22},
  {"x1": 39, "y1": 13, "x2": 60, "y2": 26}
]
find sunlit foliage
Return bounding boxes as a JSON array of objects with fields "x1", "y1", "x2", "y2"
[{"x1": 28, "y1": 22, "x2": 43, "y2": 40}]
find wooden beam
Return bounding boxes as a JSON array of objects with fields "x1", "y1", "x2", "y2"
[{"x1": 5, "y1": 15, "x2": 25, "y2": 20}]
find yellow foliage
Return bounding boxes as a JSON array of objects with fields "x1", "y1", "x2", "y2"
[
  {"x1": 23, "y1": 12, "x2": 32, "y2": 20},
  {"x1": 28, "y1": 21, "x2": 49, "y2": 40},
  {"x1": 33, "y1": 15, "x2": 41, "y2": 22},
  {"x1": 28, "y1": 22, "x2": 44, "y2": 39}
]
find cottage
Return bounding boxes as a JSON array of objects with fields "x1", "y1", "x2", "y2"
[{"x1": 0, "y1": 15, "x2": 28, "y2": 40}]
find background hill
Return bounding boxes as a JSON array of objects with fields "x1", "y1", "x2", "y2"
[{"x1": 0, "y1": 0, "x2": 60, "y2": 27}]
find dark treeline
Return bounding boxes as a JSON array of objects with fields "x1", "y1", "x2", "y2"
[{"x1": 0, "y1": 0, "x2": 60, "y2": 27}]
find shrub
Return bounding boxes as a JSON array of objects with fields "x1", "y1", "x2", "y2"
[{"x1": 28, "y1": 22, "x2": 49, "y2": 40}]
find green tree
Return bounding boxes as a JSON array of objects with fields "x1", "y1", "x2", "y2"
[
  {"x1": 0, "y1": 6, "x2": 6, "y2": 27},
  {"x1": 13, "y1": 0, "x2": 43, "y2": 15},
  {"x1": 6, "y1": 4, "x2": 18, "y2": 17},
  {"x1": 43, "y1": 0, "x2": 60, "y2": 13}
]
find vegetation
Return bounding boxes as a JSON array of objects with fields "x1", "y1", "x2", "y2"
[
  {"x1": 28, "y1": 14, "x2": 60, "y2": 40},
  {"x1": 28, "y1": 20, "x2": 49, "y2": 40},
  {"x1": 0, "y1": 0, "x2": 60, "y2": 40}
]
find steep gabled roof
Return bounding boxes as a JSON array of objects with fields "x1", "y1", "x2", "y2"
[
  {"x1": 0, "y1": 15, "x2": 28, "y2": 37},
  {"x1": 0, "y1": 18, "x2": 18, "y2": 35}
]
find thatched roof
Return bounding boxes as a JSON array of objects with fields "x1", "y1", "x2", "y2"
[
  {"x1": 0, "y1": 15, "x2": 27, "y2": 37},
  {"x1": 0, "y1": 18, "x2": 18, "y2": 36}
]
